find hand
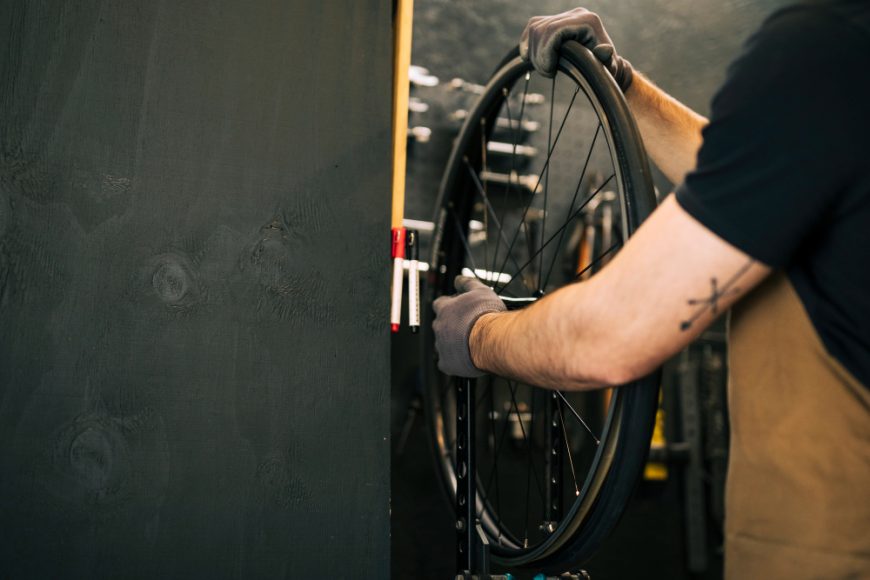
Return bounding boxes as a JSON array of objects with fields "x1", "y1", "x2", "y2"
[
  {"x1": 432, "y1": 276, "x2": 506, "y2": 377},
  {"x1": 519, "y1": 7, "x2": 634, "y2": 91}
]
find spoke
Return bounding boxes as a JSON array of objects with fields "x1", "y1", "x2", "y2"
[
  {"x1": 557, "y1": 398, "x2": 580, "y2": 497},
  {"x1": 555, "y1": 390, "x2": 600, "y2": 446},
  {"x1": 539, "y1": 76, "x2": 556, "y2": 292},
  {"x1": 481, "y1": 118, "x2": 490, "y2": 276},
  {"x1": 482, "y1": 380, "x2": 546, "y2": 545},
  {"x1": 475, "y1": 380, "x2": 491, "y2": 408},
  {"x1": 448, "y1": 207, "x2": 484, "y2": 283},
  {"x1": 508, "y1": 381, "x2": 544, "y2": 544},
  {"x1": 463, "y1": 158, "x2": 532, "y2": 291},
  {"x1": 496, "y1": 173, "x2": 615, "y2": 294},
  {"x1": 484, "y1": 381, "x2": 517, "y2": 497},
  {"x1": 490, "y1": 77, "x2": 530, "y2": 276},
  {"x1": 523, "y1": 218, "x2": 538, "y2": 293},
  {"x1": 574, "y1": 238, "x2": 622, "y2": 280},
  {"x1": 494, "y1": 85, "x2": 581, "y2": 289},
  {"x1": 542, "y1": 123, "x2": 602, "y2": 289},
  {"x1": 505, "y1": 381, "x2": 545, "y2": 507},
  {"x1": 487, "y1": 378, "x2": 504, "y2": 542}
]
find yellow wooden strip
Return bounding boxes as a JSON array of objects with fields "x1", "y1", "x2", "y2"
[{"x1": 391, "y1": 0, "x2": 415, "y2": 229}]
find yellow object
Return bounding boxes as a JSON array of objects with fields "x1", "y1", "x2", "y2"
[
  {"x1": 391, "y1": 0, "x2": 414, "y2": 229},
  {"x1": 644, "y1": 397, "x2": 668, "y2": 480}
]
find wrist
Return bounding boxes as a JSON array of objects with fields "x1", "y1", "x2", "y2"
[
  {"x1": 469, "y1": 311, "x2": 502, "y2": 372},
  {"x1": 622, "y1": 73, "x2": 637, "y2": 98},
  {"x1": 623, "y1": 69, "x2": 648, "y2": 105}
]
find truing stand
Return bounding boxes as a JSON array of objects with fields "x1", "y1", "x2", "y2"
[
  {"x1": 454, "y1": 377, "x2": 590, "y2": 580},
  {"x1": 544, "y1": 391, "x2": 564, "y2": 533},
  {"x1": 455, "y1": 377, "x2": 478, "y2": 574},
  {"x1": 455, "y1": 375, "x2": 510, "y2": 579}
]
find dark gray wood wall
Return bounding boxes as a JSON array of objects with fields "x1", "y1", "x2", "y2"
[{"x1": 0, "y1": 1, "x2": 391, "y2": 578}]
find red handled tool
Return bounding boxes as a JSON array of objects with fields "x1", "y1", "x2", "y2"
[{"x1": 390, "y1": 227, "x2": 406, "y2": 332}]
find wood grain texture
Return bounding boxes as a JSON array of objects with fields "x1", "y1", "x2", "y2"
[{"x1": 0, "y1": 1, "x2": 391, "y2": 578}]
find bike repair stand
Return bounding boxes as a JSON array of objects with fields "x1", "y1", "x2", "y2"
[{"x1": 455, "y1": 378, "x2": 591, "y2": 580}]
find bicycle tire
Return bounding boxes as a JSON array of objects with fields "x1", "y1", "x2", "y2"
[{"x1": 422, "y1": 42, "x2": 661, "y2": 573}]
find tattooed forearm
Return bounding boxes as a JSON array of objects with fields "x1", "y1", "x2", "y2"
[{"x1": 680, "y1": 259, "x2": 755, "y2": 331}]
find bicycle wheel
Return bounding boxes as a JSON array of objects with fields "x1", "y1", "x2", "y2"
[{"x1": 422, "y1": 42, "x2": 661, "y2": 574}]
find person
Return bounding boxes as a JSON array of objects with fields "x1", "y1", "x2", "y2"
[{"x1": 431, "y1": 3, "x2": 870, "y2": 578}]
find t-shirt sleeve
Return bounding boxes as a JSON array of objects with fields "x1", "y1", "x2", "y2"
[{"x1": 675, "y1": 6, "x2": 859, "y2": 268}]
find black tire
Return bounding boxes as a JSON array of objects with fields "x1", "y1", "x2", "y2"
[{"x1": 422, "y1": 42, "x2": 662, "y2": 574}]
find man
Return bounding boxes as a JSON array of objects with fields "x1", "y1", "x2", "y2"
[{"x1": 432, "y1": 3, "x2": 870, "y2": 578}]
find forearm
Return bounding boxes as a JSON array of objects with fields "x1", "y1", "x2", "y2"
[
  {"x1": 466, "y1": 197, "x2": 770, "y2": 392},
  {"x1": 470, "y1": 281, "x2": 619, "y2": 391},
  {"x1": 624, "y1": 72, "x2": 708, "y2": 184}
]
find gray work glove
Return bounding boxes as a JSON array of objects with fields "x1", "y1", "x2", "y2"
[
  {"x1": 519, "y1": 7, "x2": 634, "y2": 92},
  {"x1": 432, "y1": 276, "x2": 506, "y2": 377}
]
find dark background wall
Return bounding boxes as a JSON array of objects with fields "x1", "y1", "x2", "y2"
[
  {"x1": 0, "y1": 1, "x2": 391, "y2": 578},
  {"x1": 393, "y1": 1, "x2": 790, "y2": 579},
  {"x1": 403, "y1": 0, "x2": 793, "y2": 222},
  {"x1": 412, "y1": 0, "x2": 792, "y2": 112}
]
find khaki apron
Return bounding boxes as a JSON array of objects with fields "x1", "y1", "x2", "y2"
[{"x1": 726, "y1": 272, "x2": 870, "y2": 578}]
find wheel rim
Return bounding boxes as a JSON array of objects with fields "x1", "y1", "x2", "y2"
[{"x1": 424, "y1": 45, "x2": 660, "y2": 570}]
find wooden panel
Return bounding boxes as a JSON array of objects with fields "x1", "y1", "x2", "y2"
[{"x1": 0, "y1": 1, "x2": 391, "y2": 577}]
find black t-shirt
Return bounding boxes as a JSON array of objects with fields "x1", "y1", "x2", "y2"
[{"x1": 675, "y1": 1, "x2": 870, "y2": 387}]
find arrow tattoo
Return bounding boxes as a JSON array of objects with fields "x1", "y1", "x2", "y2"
[{"x1": 680, "y1": 259, "x2": 755, "y2": 331}]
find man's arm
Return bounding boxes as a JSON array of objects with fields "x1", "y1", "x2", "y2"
[
  {"x1": 625, "y1": 74, "x2": 708, "y2": 185},
  {"x1": 468, "y1": 195, "x2": 770, "y2": 390},
  {"x1": 520, "y1": 8, "x2": 708, "y2": 184}
]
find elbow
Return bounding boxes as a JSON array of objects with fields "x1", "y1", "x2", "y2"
[
  {"x1": 593, "y1": 362, "x2": 639, "y2": 388},
  {"x1": 593, "y1": 318, "x2": 668, "y2": 386},
  {"x1": 556, "y1": 290, "x2": 664, "y2": 388},
  {"x1": 597, "y1": 350, "x2": 663, "y2": 387},
  {"x1": 574, "y1": 336, "x2": 660, "y2": 388},
  {"x1": 562, "y1": 355, "x2": 638, "y2": 389}
]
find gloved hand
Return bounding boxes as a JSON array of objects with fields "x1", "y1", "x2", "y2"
[
  {"x1": 519, "y1": 7, "x2": 634, "y2": 91},
  {"x1": 432, "y1": 276, "x2": 507, "y2": 377}
]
